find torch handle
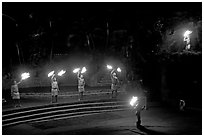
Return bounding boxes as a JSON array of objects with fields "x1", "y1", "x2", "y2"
[{"x1": 17, "y1": 79, "x2": 22, "y2": 85}]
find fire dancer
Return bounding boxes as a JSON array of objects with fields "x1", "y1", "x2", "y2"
[
  {"x1": 184, "y1": 30, "x2": 192, "y2": 50},
  {"x1": 110, "y1": 69, "x2": 119, "y2": 98},
  {"x1": 130, "y1": 96, "x2": 146, "y2": 128},
  {"x1": 51, "y1": 73, "x2": 59, "y2": 103},
  {"x1": 77, "y1": 71, "x2": 85, "y2": 101},
  {"x1": 11, "y1": 80, "x2": 22, "y2": 107},
  {"x1": 10, "y1": 72, "x2": 30, "y2": 107}
]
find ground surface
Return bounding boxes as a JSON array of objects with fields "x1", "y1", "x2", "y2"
[
  {"x1": 3, "y1": 102, "x2": 202, "y2": 135},
  {"x1": 2, "y1": 86, "x2": 202, "y2": 135}
]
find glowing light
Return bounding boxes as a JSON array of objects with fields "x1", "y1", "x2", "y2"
[
  {"x1": 183, "y1": 30, "x2": 192, "y2": 50},
  {"x1": 58, "y1": 70, "x2": 66, "y2": 76},
  {"x1": 107, "y1": 65, "x2": 113, "y2": 70},
  {"x1": 184, "y1": 30, "x2": 192, "y2": 38},
  {"x1": 81, "y1": 67, "x2": 87, "y2": 74},
  {"x1": 73, "y1": 68, "x2": 80, "y2": 73},
  {"x1": 48, "y1": 71, "x2": 55, "y2": 77},
  {"x1": 21, "y1": 72, "x2": 30, "y2": 80},
  {"x1": 130, "y1": 96, "x2": 138, "y2": 107},
  {"x1": 117, "y1": 67, "x2": 121, "y2": 72}
]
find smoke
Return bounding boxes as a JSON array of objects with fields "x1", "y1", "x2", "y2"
[{"x1": 126, "y1": 81, "x2": 146, "y2": 97}]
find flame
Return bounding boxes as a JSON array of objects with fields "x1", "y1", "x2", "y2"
[
  {"x1": 58, "y1": 70, "x2": 66, "y2": 76},
  {"x1": 21, "y1": 72, "x2": 30, "y2": 80},
  {"x1": 130, "y1": 96, "x2": 138, "y2": 106},
  {"x1": 81, "y1": 67, "x2": 87, "y2": 74},
  {"x1": 184, "y1": 30, "x2": 192, "y2": 38},
  {"x1": 107, "y1": 65, "x2": 113, "y2": 70},
  {"x1": 48, "y1": 71, "x2": 55, "y2": 77},
  {"x1": 73, "y1": 68, "x2": 80, "y2": 73},
  {"x1": 117, "y1": 67, "x2": 121, "y2": 72}
]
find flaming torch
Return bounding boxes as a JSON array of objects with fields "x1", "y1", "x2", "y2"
[
  {"x1": 58, "y1": 70, "x2": 66, "y2": 76},
  {"x1": 184, "y1": 30, "x2": 192, "y2": 38},
  {"x1": 81, "y1": 67, "x2": 87, "y2": 74},
  {"x1": 117, "y1": 67, "x2": 122, "y2": 72},
  {"x1": 73, "y1": 68, "x2": 80, "y2": 73},
  {"x1": 21, "y1": 72, "x2": 30, "y2": 80},
  {"x1": 130, "y1": 96, "x2": 138, "y2": 108},
  {"x1": 107, "y1": 65, "x2": 113, "y2": 70},
  {"x1": 48, "y1": 71, "x2": 55, "y2": 77},
  {"x1": 183, "y1": 30, "x2": 192, "y2": 50}
]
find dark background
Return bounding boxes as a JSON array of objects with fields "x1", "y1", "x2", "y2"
[{"x1": 2, "y1": 2, "x2": 202, "y2": 107}]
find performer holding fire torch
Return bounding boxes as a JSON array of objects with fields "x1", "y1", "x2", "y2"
[
  {"x1": 77, "y1": 71, "x2": 85, "y2": 101},
  {"x1": 135, "y1": 99, "x2": 143, "y2": 128},
  {"x1": 48, "y1": 70, "x2": 66, "y2": 103},
  {"x1": 183, "y1": 30, "x2": 192, "y2": 50},
  {"x1": 51, "y1": 73, "x2": 60, "y2": 103},
  {"x1": 11, "y1": 80, "x2": 22, "y2": 107},
  {"x1": 130, "y1": 95, "x2": 146, "y2": 128},
  {"x1": 110, "y1": 69, "x2": 120, "y2": 98},
  {"x1": 11, "y1": 72, "x2": 30, "y2": 107}
]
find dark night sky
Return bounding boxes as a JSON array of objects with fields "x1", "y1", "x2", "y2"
[{"x1": 3, "y1": 2, "x2": 201, "y2": 28}]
